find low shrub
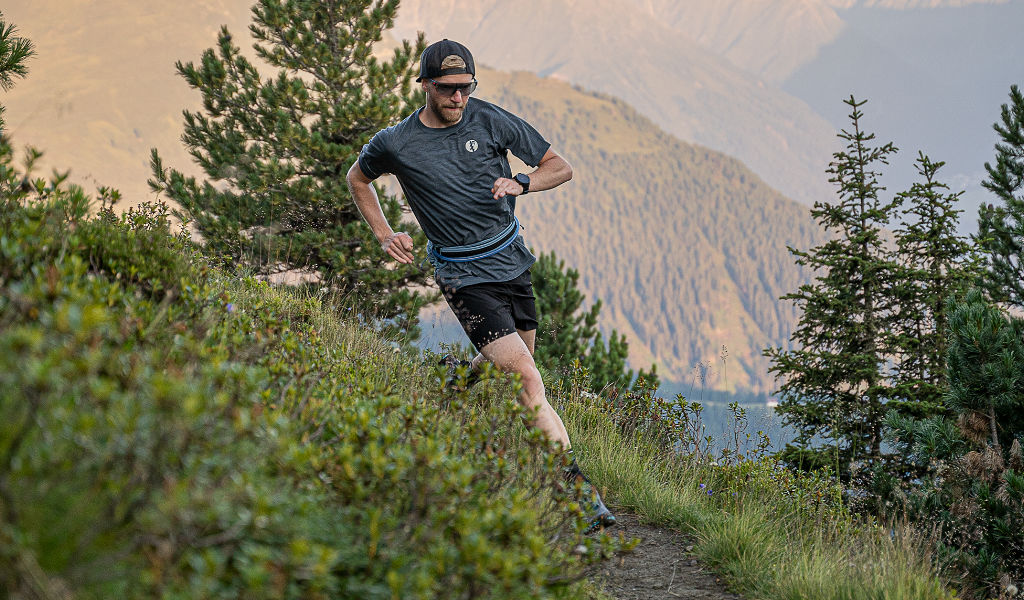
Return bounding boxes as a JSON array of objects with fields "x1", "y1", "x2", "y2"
[{"x1": 0, "y1": 142, "x2": 614, "y2": 599}]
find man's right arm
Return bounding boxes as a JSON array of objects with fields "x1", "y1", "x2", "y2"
[{"x1": 346, "y1": 161, "x2": 415, "y2": 264}]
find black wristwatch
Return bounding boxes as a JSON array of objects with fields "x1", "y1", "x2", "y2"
[{"x1": 513, "y1": 173, "x2": 530, "y2": 195}]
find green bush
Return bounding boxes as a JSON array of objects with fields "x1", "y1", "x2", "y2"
[{"x1": 0, "y1": 141, "x2": 612, "y2": 599}]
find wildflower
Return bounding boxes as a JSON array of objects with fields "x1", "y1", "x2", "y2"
[{"x1": 226, "y1": 303, "x2": 235, "y2": 313}]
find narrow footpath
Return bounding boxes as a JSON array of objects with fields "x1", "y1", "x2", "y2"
[{"x1": 590, "y1": 513, "x2": 742, "y2": 600}]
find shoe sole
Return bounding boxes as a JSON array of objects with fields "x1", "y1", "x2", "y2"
[{"x1": 584, "y1": 512, "x2": 617, "y2": 534}]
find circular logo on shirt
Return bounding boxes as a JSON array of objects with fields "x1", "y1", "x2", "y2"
[{"x1": 465, "y1": 139, "x2": 479, "y2": 152}]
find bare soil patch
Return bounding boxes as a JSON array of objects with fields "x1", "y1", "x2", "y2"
[{"x1": 590, "y1": 513, "x2": 742, "y2": 600}]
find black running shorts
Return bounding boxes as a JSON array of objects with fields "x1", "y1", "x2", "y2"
[{"x1": 441, "y1": 269, "x2": 539, "y2": 351}]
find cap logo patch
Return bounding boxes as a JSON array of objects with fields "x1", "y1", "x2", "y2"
[{"x1": 441, "y1": 55, "x2": 467, "y2": 70}]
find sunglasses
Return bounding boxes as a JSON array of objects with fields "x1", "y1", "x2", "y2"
[{"x1": 429, "y1": 78, "x2": 478, "y2": 97}]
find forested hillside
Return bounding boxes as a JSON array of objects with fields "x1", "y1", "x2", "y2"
[{"x1": 473, "y1": 69, "x2": 827, "y2": 392}]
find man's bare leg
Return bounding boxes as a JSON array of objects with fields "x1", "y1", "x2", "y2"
[
  {"x1": 516, "y1": 328, "x2": 536, "y2": 354},
  {"x1": 470, "y1": 328, "x2": 534, "y2": 366},
  {"x1": 478, "y1": 331, "x2": 569, "y2": 448},
  {"x1": 476, "y1": 329, "x2": 615, "y2": 532}
]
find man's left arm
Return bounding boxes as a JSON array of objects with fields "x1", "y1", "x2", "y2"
[{"x1": 491, "y1": 148, "x2": 572, "y2": 199}]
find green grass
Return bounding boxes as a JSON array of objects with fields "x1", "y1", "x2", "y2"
[{"x1": 558, "y1": 394, "x2": 955, "y2": 600}]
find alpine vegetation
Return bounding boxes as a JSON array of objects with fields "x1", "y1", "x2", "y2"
[{"x1": 766, "y1": 93, "x2": 1023, "y2": 598}]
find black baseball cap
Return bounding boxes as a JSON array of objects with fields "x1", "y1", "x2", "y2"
[{"x1": 417, "y1": 39, "x2": 475, "y2": 82}]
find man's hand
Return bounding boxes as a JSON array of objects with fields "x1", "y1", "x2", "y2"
[
  {"x1": 382, "y1": 231, "x2": 415, "y2": 264},
  {"x1": 489, "y1": 151, "x2": 573, "y2": 200},
  {"x1": 491, "y1": 177, "x2": 523, "y2": 200}
]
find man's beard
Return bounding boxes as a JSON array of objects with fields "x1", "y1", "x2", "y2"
[{"x1": 428, "y1": 95, "x2": 465, "y2": 124}]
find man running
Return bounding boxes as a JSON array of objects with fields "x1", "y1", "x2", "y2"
[{"x1": 346, "y1": 39, "x2": 615, "y2": 532}]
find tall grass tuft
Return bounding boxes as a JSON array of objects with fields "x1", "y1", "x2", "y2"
[{"x1": 551, "y1": 367, "x2": 956, "y2": 600}]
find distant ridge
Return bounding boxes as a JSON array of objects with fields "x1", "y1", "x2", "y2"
[{"x1": 393, "y1": 0, "x2": 1022, "y2": 236}]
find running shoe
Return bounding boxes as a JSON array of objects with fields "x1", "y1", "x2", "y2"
[
  {"x1": 580, "y1": 479, "x2": 617, "y2": 534},
  {"x1": 439, "y1": 354, "x2": 481, "y2": 390}
]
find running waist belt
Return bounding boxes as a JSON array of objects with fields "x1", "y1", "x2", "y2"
[{"x1": 427, "y1": 217, "x2": 521, "y2": 263}]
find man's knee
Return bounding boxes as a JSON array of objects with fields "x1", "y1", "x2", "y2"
[
  {"x1": 506, "y1": 361, "x2": 545, "y2": 405},
  {"x1": 481, "y1": 333, "x2": 544, "y2": 393}
]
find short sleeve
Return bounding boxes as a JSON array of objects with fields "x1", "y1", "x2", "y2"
[
  {"x1": 492, "y1": 106, "x2": 551, "y2": 168},
  {"x1": 357, "y1": 128, "x2": 393, "y2": 180}
]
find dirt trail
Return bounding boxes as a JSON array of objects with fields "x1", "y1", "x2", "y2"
[{"x1": 590, "y1": 513, "x2": 742, "y2": 600}]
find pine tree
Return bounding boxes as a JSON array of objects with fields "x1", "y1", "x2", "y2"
[
  {"x1": 945, "y1": 293, "x2": 1024, "y2": 447},
  {"x1": 978, "y1": 84, "x2": 1024, "y2": 310},
  {"x1": 532, "y1": 251, "x2": 658, "y2": 394},
  {"x1": 886, "y1": 290, "x2": 1024, "y2": 596},
  {"x1": 764, "y1": 97, "x2": 900, "y2": 478},
  {"x1": 149, "y1": 0, "x2": 431, "y2": 333},
  {"x1": 883, "y1": 91, "x2": 1024, "y2": 592},
  {"x1": 889, "y1": 152, "x2": 980, "y2": 417},
  {"x1": 0, "y1": 10, "x2": 35, "y2": 133}
]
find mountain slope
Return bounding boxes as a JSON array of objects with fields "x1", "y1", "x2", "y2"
[
  {"x1": 470, "y1": 68, "x2": 825, "y2": 391},
  {"x1": 637, "y1": 0, "x2": 844, "y2": 84},
  {"x1": 2, "y1": 0, "x2": 251, "y2": 203},
  {"x1": 393, "y1": 0, "x2": 1021, "y2": 235}
]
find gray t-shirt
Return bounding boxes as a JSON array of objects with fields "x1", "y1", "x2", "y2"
[{"x1": 358, "y1": 97, "x2": 551, "y2": 290}]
